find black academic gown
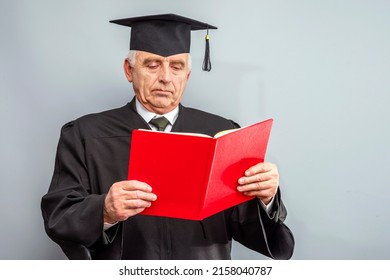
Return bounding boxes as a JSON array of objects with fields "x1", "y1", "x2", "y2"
[{"x1": 41, "y1": 98, "x2": 294, "y2": 260}]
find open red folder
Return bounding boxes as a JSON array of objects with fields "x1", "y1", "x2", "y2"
[{"x1": 128, "y1": 118, "x2": 273, "y2": 220}]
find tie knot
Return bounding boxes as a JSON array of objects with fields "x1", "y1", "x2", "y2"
[{"x1": 149, "y1": 116, "x2": 170, "y2": 131}]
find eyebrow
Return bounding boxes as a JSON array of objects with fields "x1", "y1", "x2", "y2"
[{"x1": 170, "y1": 60, "x2": 186, "y2": 68}]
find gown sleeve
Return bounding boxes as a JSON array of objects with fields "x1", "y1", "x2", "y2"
[
  {"x1": 229, "y1": 189, "x2": 295, "y2": 259},
  {"x1": 40, "y1": 121, "x2": 113, "y2": 258}
]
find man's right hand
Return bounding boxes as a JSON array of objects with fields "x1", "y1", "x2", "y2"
[{"x1": 103, "y1": 180, "x2": 157, "y2": 224}]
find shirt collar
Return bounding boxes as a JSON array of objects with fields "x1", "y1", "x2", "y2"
[{"x1": 135, "y1": 97, "x2": 179, "y2": 126}]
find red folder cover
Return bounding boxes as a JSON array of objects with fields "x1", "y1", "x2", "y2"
[{"x1": 128, "y1": 118, "x2": 273, "y2": 220}]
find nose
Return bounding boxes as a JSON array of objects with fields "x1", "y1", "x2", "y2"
[{"x1": 158, "y1": 63, "x2": 172, "y2": 84}]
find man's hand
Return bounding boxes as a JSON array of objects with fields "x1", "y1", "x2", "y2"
[
  {"x1": 237, "y1": 162, "x2": 279, "y2": 205},
  {"x1": 104, "y1": 180, "x2": 157, "y2": 224}
]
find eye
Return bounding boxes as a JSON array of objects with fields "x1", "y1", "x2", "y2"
[
  {"x1": 147, "y1": 63, "x2": 159, "y2": 70},
  {"x1": 171, "y1": 63, "x2": 184, "y2": 71},
  {"x1": 145, "y1": 60, "x2": 161, "y2": 70}
]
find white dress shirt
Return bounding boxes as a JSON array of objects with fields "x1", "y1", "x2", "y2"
[{"x1": 135, "y1": 98, "x2": 178, "y2": 132}]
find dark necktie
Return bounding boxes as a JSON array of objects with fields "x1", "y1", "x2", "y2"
[{"x1": 149, "y1": 116, "x2": 170, "y2": 131}]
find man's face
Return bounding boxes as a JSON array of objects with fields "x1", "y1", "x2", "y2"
[{"x1": 124, "y1": 51, "x2": 191, "y2": 114}]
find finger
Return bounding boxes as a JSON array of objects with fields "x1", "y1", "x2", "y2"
[
  {"x1": 124, "y1": 198, "x2": 154, "y2": 210},
  {"x1": 105, "y1": 193, "x2": 156, "y2": 221},
  {"x1": 125, "y1": 190, "x2": 157, "y2": 202},
  {"x1": 244, "y1": 162, "x2": 273, "y2": 177},
  {"x1": 238, "y1": 172, "x2": 272, "y2": 185},
  {"x1": 238, "y1": 181, "x2": 276, "y2": 204},
  {"x1": 242, "y1": 189, "x2": 274, "y2": 199},
  {"x1": 120, "y1": 180, "x2": 153, "y2": 192},
  {"x1": 237, "y1": 180, "x2": 273, "y2": 193}
]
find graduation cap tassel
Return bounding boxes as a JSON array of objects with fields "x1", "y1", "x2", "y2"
[{"x1": 202, "y1": 28, "x2": 212, "y2": 71}]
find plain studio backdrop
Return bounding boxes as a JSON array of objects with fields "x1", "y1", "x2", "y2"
[{"x1": 1, "y1": 0, "x2": 389, "y2": 260}]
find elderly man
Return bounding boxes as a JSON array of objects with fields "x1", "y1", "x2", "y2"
[{"x1": 41, "y1": 14, "x2": 294, "y2": 260}]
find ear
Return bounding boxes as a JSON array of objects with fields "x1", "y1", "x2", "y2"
[
  {"x1": 123, "y1": 59, "x2": 133, "y2": 82},
  {"x1": 186, "y1": 71, "x2": 191, "y2": 80}
]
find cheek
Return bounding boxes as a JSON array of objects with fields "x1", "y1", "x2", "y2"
[
  {"x1": 174, "y1": 76, "x2": 189, "y2": 92},
  {"x1": 144, "y1": 73, "x2": 160, "y2": 87},
  {"x1": 134, "y1": 74, "x2": 154, "y2": 95}
]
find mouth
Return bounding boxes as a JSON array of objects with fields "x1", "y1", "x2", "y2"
[{"x1": 152, "y1": 89, "x2": 172, "y2": 95}]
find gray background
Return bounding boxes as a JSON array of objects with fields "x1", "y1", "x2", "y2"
[{"x1": 1, "y1": 0, "x2": 389, "y2": 260}]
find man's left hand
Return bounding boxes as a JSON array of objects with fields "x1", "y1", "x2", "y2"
[{"x1": 237, "y1": 162, "x2": 279, "y2": 205}]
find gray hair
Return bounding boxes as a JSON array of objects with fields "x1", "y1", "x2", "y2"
[{"x1": 127, "y1": 50, "x2": 192, "y2": 72}]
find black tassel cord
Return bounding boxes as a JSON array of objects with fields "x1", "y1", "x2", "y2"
[{"x1": 202, "y1": 28, "x2": 212, "y2": 71}]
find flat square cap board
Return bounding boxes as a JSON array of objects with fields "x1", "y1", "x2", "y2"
[{"x1": 110, "y1": 13, "x2": 217, "y2": 71}]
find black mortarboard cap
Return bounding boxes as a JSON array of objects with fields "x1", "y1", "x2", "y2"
[{"x1": 110, "y1": 13, "x2": 217, "y2": 71}]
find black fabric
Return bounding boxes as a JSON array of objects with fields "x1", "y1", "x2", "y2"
[
  {"x1": 41, "y1": 98, "x2": 294, "y2": 260},
  {"x1": 131, "y1": 20, "x2": 191, "y2": 56},
  {"x1": 110, "y1": 14, "x2": 217, "y2": 57}
]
